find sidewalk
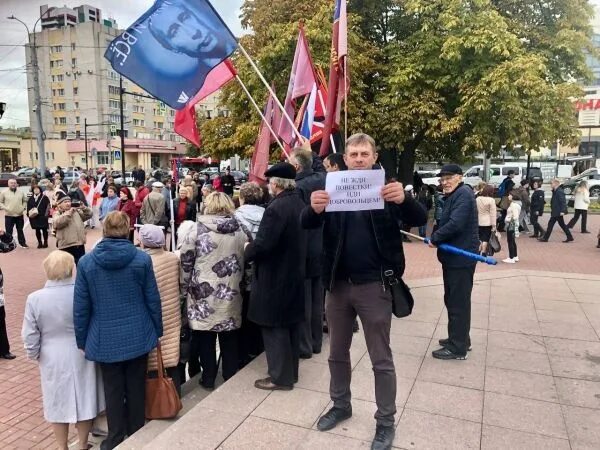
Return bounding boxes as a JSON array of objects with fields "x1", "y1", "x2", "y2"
[
  {"x1": 144, "y1": 270, "x2": 600, "y2": 450},
  {"x1": 0, "y1": 213, "x2": 599, "y2": 448}
]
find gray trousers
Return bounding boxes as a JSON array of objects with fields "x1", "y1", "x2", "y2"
[
  {"x1": 326, "y1": 280, "x2": 396, "y2": 427},
  {"x1": 299, "y1": 276, "x2": 324, "y2": 356}
]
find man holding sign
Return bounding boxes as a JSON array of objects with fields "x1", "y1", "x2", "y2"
[{"x1": 302, "y1": 133, "x2": 427, "y2": 450}]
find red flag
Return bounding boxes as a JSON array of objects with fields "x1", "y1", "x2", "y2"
[
  {"x1": 250, "y1": 90, "x2": 277, "y2": 183},
  {"x1": 278, "y1": 26, "x2": 318, "y2": 145},
  {"x1": 319, "y1": 0, "x2": 349, "y2": 156},
  {"x1": 175, "y1": 60, "x2": 237, "y2": 147}
]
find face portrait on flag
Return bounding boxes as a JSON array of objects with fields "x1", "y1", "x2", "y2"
[{"x1": 105, "y1": 0, "x2": 238, "y2": 110}]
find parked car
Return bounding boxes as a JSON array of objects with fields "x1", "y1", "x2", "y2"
[
  {"x1": 463, "y1": 163, "x2": 543, "y2": 188},
  {"x1": 113, "y1": 171, "x2": 134, "y2": 187},
  {"x1": 561, "y1": 168, "x2": 600, "y2": 197},
  {"x1": 418, "y1": 170, "x2": 441, "y2": 188},
  {"x1": 0, "y1": 173, "x2": 27, "y2": 187},
  {"x1": 13, "y1": 167, "x2": 40, "y2": 184},
  {"x1": 230, "y1": 170, "x2": 247, "y2": 186},
  {"x1": 62, "y1": 170, "x2": 82, "y2": 187}
]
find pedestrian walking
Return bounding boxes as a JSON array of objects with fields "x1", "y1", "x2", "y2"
[
  {"x1": 139, "y1": 224, "x2": 182, "y2": 396},
  {"x1": 234, "y1": 182, "x2": 265, "y2": 367},
  {"x1": 53, "y1": 193, "x2": 93, "y2": 265},
  {"x1": 513, "y1": 180, "x2": 531, "y2": 233},
  {"x1": 567, "y1": 180, "x2": 591, "y2": 233},
  {"x1": 476, "y1": 184, "x2": 496, "y2": 256},
  {"x1": 245, "y1": 162, "x2": 308, "y2": 392},
  {"x1": 417, "y1": 185, "x2": 433, "y2": 238},
  {"x1": 27, "y1": 185, "x2": 51, "y2": 248},
  {"x1": 289, "y1": 146, "x2": 326, "y2": 359},
  {"x1": 74, "y1": 211, "x2": 162, "y2": 450},
  {"x1": 0, "y1": 178, "x2": 28, "y2": 248},
  {"x1": 529, "y1": 180, "x2": 546, "y2": 238},
  {"x1": 539, "y1": 179, "x2": 574, "y2": 243},
  {"x1": 22, "y1": 251, "x2": 105, "y2": 450},
  {"x1": 0, "y1": 230, "x2": 17, "y2": 360},
  {"x1": 180, "y1": 192, "x2": 247, "y2": 389},
  {"x1": 140, "y1": 182, "x2": 168, "y2": 227},
  {"x1": 117, "y1": 187, "x2": 138, "y2": 242},
  {"x1": 302, "y1": 134, "x2": 427, "y2": 450},
  {"x1": 503, "y1": 194, "x2": 521, "y2": 264},
  {"x1": 497, "y1": 170, "x2": 516, "y2": 232},
  {"x1": 429, "y1": 164, "x2": 479, "y2": 360}
]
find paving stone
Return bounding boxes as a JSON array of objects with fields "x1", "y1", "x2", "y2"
[
  {"x1": 533, "y1": 298, "x2": 586, "y2": 314},
  {"x1": 484, "y1": 367, "x2": 559, "y2": 403},
  {"x1": 548, "y1": 354, "x2": 600, "y2": 382},
  {"x1": 252, "y1": 387, "x2": 330, "y2": 428},
  {"x1": 394, "y1": 408, "x2": 481, "y2": 450},
  {"x1": 486, "y1": 346, "x2": 552, "y2": 375},
  {"x1": 539, "y1": 322, "x2": 599, "y2": 341},
  {"x1": 555, "y1": 378, "x2": 600, "y2": 409},
  {"x1": 417, "y1": 354, "x2": 485, "y2": 390},
  {"x1": 566, "y1": 279, "x2": 600, "y2": 295},
  {"x1": 483, "y1": 392, "x2": 567, "y2": 439},
  {"x1": 562, "y1": 405, "x2": 600, "y2": 447},
  {"x1": 298, "y1": 430, "x2": 370, "y2": 449},
  {"x1": 218, "y1": 416, "x2": 310, "y2": 449},
  {"x1": 388, "y1": 335, "x2": 431, "y2": 358},
  {"x1": 405, "y1": 380, "x2": 483, "y2": 423},
  {"x1": 487, "y1": 330, "x2": 546, "y2": 354},
  {"x1": 481, "y1": 424, "x2": 570, "y2": 450},
  {"x1": 544, "y1": 337, "x2": 600, "y2": 359},
  {"x1": 488, "y1": 315, "x2": 542, "y2": 336},
  {"x1": 390, "y1": 320, "x2": 436, "y2": 339}
]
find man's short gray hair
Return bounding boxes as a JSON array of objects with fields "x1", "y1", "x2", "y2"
[
  {"x1": 291, "y1": 148, "x2": 313, "y2": 171},
  {"x1": 270, "y1": 177, "x2": 296, "y2": 191},
  {"x1": 346, "y1": 133, "x2": 377, "y2": 154}
]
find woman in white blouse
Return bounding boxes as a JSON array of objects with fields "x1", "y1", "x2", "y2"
[{"x1": 567, "y1": 180, "x2": 591, "y2": 233}]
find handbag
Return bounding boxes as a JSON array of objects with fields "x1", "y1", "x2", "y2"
[
  {"x1": 28, "y1": 195, "x2": 44, "y2": 219},
  {"x1": 567, "y1": 199, "x2": 574, "y2": 208},
  {"x1": 383, "y1": 270, "x2": 414, "y2": 318},
  {"x1": 145, "y1": 342, "x2": 182, "y2": 420},
  {"x1": 488, "y1": 231, "x2": 501, "y2": 253}
]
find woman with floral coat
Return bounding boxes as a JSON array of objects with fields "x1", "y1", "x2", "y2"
[{"x1": 179, "y1": 192, "x2": 247, "y2": 389}]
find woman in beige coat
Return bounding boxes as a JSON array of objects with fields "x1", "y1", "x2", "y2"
[
  {"x1": 139, "y1": 224, "x2": 182, "y2": 395},
  {"x1": 476, "y1": 184, "x2": 497, "y2": 256}
]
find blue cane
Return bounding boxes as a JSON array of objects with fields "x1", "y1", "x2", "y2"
[{"x1": 400, "y1": 230, "x2": 498, "y2": 266}]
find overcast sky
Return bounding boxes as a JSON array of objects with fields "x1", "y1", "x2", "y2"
[{"x1": 0, "y1": 0, "x2": 244, "y2": 129}]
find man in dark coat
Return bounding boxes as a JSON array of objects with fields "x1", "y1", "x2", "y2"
[
  {"x1": 539, "y1": 178, "x2": 573, "y2": 243},
  {"x1": 302, "y1": 133, "x2": 427, "y2": 450},
  {"x1": 289, "y1": 146, "x2": 326, "y2": 358},
  {"x1": 220, "y1": 169, "x2": 236, "y2": 197},
  {"x1": 529, "y1": 179, "x2": 546, "y2": 238},
  {"x1": 497, "y1": 170, "x2": 516, "y2": 231},
  {"x1": 245, "y1": 162, "x2": 307, "y2": 391},
  {"x1": 429, "y1": 164, "x2": 479, "y2": 360}
]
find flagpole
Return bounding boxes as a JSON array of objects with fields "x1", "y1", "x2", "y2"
[
  {"x1": 234, "y1": 74, "x2": 289, "y2": 158},
  {"x1": 237, "y1": 43, "x2": 304, "y2": 142},
  {"x1": 344, "y1": 57, "x2": 348, "y2": 143},
  {"x1": 317, "y1": 87, "x2": 338, "y2": 153}
]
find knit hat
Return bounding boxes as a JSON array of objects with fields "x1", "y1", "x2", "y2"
[
  {"x1": 139, "y1": 224, "x2": 165, "y2": 248},
  {"x1": 56, "y1": 191, "x2": 71, "y2": 205}
]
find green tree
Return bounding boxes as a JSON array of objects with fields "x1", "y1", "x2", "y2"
[{"x1": 200, "y1": 0, "x2": 595, "y2": 182}]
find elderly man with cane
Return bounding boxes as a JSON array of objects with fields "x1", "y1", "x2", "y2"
[{"x1": 428, "y1": 164, "x2": 479, "y2": 360}]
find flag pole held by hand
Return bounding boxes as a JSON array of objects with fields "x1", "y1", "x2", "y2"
[{"x1": 400, "y1": 230, "x2": 498, "y2": 266}]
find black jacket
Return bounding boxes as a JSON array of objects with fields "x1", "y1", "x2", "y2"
[
  {"x1": 550, "y1": 187, "x2": 568, "y2": 218},
  {"x1": 430, "y1": 183, "x2": 479, "y2": 268},
  {"x1": 27, "y1": 194, "x2": 50, "y2": 229},
  {"x1": 301, "y1": 196, "x2": 427, "y2": 291},
  {"x1": 220, "y1": 175, "x2": 235, "y2": 195},
  {"x1": 245, "y1": 190, "x2": 307, "y2": 327},
  {"x1": 295, "y1": 169, "x2": 326, "y2": 278},
  {"x1": 530, "y1": 189, "x2": 545, "y2": 216}
]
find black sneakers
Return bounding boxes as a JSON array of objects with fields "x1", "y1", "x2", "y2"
[
  {"x1": 317, "y1": 406, "x2": 352, "y2": 431},
  {"x1": 438, "y1": 338, "x2": 472, "y2": 352},
  {"x1": 432, "y1": 347, "x2": 468, "y2": 360},
  {"x1": 371, "y1": 425, "x2": 395, "y2": 450}
]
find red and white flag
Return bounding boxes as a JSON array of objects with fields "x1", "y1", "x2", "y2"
[
  {"x1": 250, "y1": 89, "x2": 278, "y2": 183},
  {"x1": 174, "y1": 60, "x2": 237, "y2": 147}
]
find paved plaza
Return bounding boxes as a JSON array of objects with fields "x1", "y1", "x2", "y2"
[{"x1": 0, "y1": 214, "x2": 599, "y2": 448}]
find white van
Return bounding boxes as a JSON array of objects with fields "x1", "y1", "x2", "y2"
[{"x1": 463, "y1": 163, "x2": 541, "y2": 188}]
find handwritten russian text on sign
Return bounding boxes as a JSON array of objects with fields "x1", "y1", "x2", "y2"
[{"x1": 325, "y1": 169, "x2": 385, "y2": 212}]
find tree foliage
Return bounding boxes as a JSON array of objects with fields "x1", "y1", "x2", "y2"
[{"x1": 197, "y1": 0, "x2": 596, "y2": 181}]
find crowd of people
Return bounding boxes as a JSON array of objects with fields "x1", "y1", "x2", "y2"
[{"x1": 0, "y1": 139, "x2": 599, "y2": 450}]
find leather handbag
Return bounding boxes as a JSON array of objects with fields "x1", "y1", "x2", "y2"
[
  {"x1": 383, "y1": 270, "x2": 414, "y2": 318},
  {"x1": 145, "y1": 342, "x2": 182, "y2": 420}
]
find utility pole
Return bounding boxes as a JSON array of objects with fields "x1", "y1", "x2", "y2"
[
  {"x1": 119, "y1": 76, "x2": 126, "y2": 176},
  {"x1": 8, "y1": 14, "x2": 47, "y2": 174},
  {"x1": 84, "y1": 118, "x2": 88, "y2": 171}
]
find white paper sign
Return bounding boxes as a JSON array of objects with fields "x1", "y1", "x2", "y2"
[{"x1": 325, "y1": 169, "x2": 385, "y2": 212}]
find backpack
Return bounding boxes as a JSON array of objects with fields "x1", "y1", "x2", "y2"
[{"x1": 497, "y1": 179, "x2": 508, "y2": 198}]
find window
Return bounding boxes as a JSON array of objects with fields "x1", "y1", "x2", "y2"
[
  {"x1": 59, "y1": 117, "x2": 67, "y2": 124},
  {"x1": 76, "y1": 116, "x2": 80, "y2": 124},
  {"x1": 74, "y1": 102, "x2": 79, "y2": 109},
  {"x1": 58, "y1": 88, "x2": 65, "y2": 96},
  {"x1": 57, "y1": 74, "x2": 64, "y2": 81},
  {"x1": 53, "y1": 104, "x2": 57, "y2": 110},
  {"x1": 73, "y1": 87, "x2": 78, "y2": 95},
  {"x1": 109, "y1": 99, "x2": 120, "y2": 109},
  {"x1": 108, "y1": 85, "x2": 120, "y2": 95},
  {"x1": 58, "y1": 103, "x2": 66, "y2": 110},
  {"x1": 35, "y1": 152, "x2": 38, "y2": 160},
  {"x1": 71, "y1": 58, "x2": 77, "y2": 67},
  {"x1": 60, "y1": 131, "x2": 67, "y2": 139},
  {"x1": 51, "y1": 75, "x2": 55, "y2": 82},
  {"x1": 71, "y1": 43, "x2": 76, "y2": 51},
  {"x1": 51, "y1": 45, "x2": 63, "y2": 53},
  {"x1": 133, "y1": 118, "x2": 145, "y2": 127},
  {"x1": 110, "y1": 114, "x2": 120, "y2": 123},
  {"x1": 50, "y1": 60, "x2": 63, "y2": 68},
  {"x1": 54, "y1": 117, "x2": 59, "y2": 125},
  {"x1": 97, "y1": 151, "x2": 109, "y2": 165},
  {"x1": 52, "y1": 89, "x2": 56, "y2": 96},
  {"x1": 133, "y1": 105, "x2": 145, "y2": 113},
  {"x1": 501, "y1": 167, "x2": 519, "y2": 176},
  {"x1": 73, "y1": 72, "x2": 78, "y2": 80},
  {"x1": 75, "y1": 131, "x2": 80, "y2": 139},
  {"x1": 154, "y1": 121, "x2": 163, "y2": 129},
  {"x1": 169, "y1": 109, "x2": 175, "y2": 117}
]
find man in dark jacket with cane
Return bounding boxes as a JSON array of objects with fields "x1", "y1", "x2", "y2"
[
  {"x1": 302, "y1": 133, "x2": 426, "y2": 450},
  {"x1": 429, "y1": 164, "x2": 479, "y2": 360},
  {"x1": 538, "y1": 178, "x2": 573, "y2": 243}
]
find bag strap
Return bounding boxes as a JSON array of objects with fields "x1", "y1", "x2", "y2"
[{"x1": 155, "y1": 341, "x2": 165, "y2": 378}]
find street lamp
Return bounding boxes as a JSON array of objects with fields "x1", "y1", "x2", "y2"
[{"x1": 8, "y1": 10, "x2": 50, "y2": 175}]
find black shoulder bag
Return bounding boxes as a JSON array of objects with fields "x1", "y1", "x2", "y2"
[{"x1": 383, "y1": 269, "x2": 414, "y2": 318}]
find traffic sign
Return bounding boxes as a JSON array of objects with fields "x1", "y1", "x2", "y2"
[{"x1": 114, "y1": 150, "x2": 121, "y2": 160}]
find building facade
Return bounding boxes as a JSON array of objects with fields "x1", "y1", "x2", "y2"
[{"x1": 24, "y1": 3, "x2": 228, "y2": 171}]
